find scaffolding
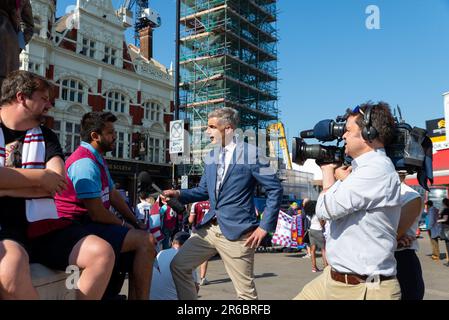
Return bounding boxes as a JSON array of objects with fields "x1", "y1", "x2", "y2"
[{"x1": 179, "y1": 0, "x2": 279, "y2": 176}]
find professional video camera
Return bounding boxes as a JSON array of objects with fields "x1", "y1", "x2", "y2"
[
  {"x1": 292, "y1": 116, "x2": 349, "y2": 166},
  {"x1": 292, "y1": 106, "x2": 434, "y2": 190}
]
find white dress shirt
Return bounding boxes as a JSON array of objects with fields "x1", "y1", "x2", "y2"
[
  {"x1": 215, "y1": 141, "x2": 237, "y2": 192},
  {"x1": 316, "y1": 148, "x2": 401, "y2": 276},
  {"x1": 396, "y1": 183, "x2": 422, "y2": 252}
]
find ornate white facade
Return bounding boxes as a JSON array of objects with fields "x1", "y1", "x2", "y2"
[{"x1": 20, "y1": 0, "x2": 174, "y2": 168}]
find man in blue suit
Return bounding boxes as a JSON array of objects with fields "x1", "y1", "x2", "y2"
[{"x1": 163, "y1": 107, "x2": 283, "y2": 300}]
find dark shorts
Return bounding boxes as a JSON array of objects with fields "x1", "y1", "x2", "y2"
[
  {"x1": 82, "y1": 222, "x2": 128, "y2": 259},
  {"x1": 29, "y1": 224, "x2": 92, "y2": 271},
  {"x1": 82, "y1": 222, "x2": 134, "y2": 273},
  {"x1": 0, "y1": 227, "x2": 27, "y2": 243},
  {"x1": 309, "y1": 229, "x2": 325, "y2": 249},
  {"x1": 0, "y1": 227, "x2": 29, "y2": 253}
]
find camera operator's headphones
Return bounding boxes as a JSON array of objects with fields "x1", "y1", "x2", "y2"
[{"x1": 358, "y1": 105, "x2": 378, "y2": 142}]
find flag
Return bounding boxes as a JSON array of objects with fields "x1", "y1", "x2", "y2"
[
  {"x1": 271, "y1": 211, "x2": 305, "y2": 249},
  {"x1": 271, "y1": 211, "x2": 293, "y2": 247}
]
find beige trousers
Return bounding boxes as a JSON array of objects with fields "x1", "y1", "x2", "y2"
[
  {"x1": 171, "y1": 223, "x2": 257, "y2": 300},
  {"x1": 293, "y1": 266, "x2": 401, "y2": 300},
  {"x1": 430, "y1": 237, "x2": 440, "y2": 259}
]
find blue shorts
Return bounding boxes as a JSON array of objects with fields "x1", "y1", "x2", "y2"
[
  {"x1": 83, "y1": 222, "x2": 128, "y2": 259},
  {"x1": 29, "y1": 223, "x2": 92, "y2": 271}
]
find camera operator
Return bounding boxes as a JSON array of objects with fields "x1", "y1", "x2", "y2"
[{"x1": 294, "y1": 102, "x2": 402, "y2": 300}]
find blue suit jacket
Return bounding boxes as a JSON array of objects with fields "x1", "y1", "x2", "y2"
[{"x1": 179, "y1": 141, "x2": 283, "y2": 241}]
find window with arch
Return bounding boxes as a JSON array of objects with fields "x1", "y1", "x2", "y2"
[
  {"x1": 143, "y1": 101, "x2": 163, "y2": 122},
  {"x1": 60, "y1": 79, "x2": 85, "y2": 104},
  {"x1": 106, "y1": 91, "x2": 128, "y2": 113}
]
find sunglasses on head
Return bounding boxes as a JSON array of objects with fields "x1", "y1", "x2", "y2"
[{"x1": 352, "y1": 105, "x2": 365, "y2": 116}]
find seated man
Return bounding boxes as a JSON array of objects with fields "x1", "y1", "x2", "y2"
[
  {"x1": 0, "y1": 70, "x2": 115, "y2": 299},
  {"x1": 54, "y1": 111, "x2": 156, "y2": 300},
  {"x1": 150, "y1": 231, "x2": 199, "y2": 300}
]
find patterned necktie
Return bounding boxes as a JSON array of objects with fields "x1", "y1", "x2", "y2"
[{"x1": 216, "y1": 148, "x2": 226, "y2": 198}]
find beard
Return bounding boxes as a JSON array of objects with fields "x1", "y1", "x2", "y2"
[{"x1": 98, "y1": 139, "x2": 115, "y2": 153}]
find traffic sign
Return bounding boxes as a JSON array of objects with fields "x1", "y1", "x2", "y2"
[{"x1": 170, "y1": 120, "x2": 185, "y2": 154}]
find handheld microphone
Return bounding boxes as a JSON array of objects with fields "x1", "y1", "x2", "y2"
[{"x1": 151, "y1": 183, "x2": 186, "y2": 215}]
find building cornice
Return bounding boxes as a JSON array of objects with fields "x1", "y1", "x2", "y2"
[{"x1": 51, "y1": 46, "x2": 174, "y2": 90}]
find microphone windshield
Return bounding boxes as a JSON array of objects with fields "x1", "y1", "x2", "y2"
[{"x1": 313, "y1": 119, "x2": 334, "y2": 142}]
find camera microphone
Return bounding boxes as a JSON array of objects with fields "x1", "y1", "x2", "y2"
[
  {"x1": 300, "y1": 130, "x2": 315, "y2": 139},
  {"x1": 300, "y1": 120, "x2": 346, "y2": 142}
]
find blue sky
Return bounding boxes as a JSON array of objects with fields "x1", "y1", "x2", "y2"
[{"x1": 56, "y1": 0, "x2": 449, "y2": 143}]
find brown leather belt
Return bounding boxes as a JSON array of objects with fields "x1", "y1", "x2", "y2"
[{"x1": 330, "y1": 269, "x2": 395, "y2": 285}]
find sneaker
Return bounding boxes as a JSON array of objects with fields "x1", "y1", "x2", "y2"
[
  {"x1": 302, "y1": 254, "x2": 311, "y2": 259},
  {"x1": 431, "y1": 255, "x2": 439, "y2": 261},
  {"x1": 200, "y1": 277, "x2": 210, "y2": 286},
  {"x1": 312, "y1": 267, "x2": 320, "y2": 273}
]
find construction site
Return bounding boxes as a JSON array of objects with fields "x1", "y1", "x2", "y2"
[{"x1": 178, "y1": 0, "x2": 279, "y2": 176}]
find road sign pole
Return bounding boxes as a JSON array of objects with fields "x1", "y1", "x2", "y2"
[{"x1": 170, "y1": 120, "x2": 185, "y2": 189}]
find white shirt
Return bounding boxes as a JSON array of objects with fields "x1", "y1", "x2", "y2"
[
  {"x1": 310, "y1": 215, "x2": 323, "y2": 231},
  {"x1": 396, "y1": 183, "x2": 422, "y2": 252},
  {"x1": 150, "y1": 248, "x2": 198, "y2": 300},
  {"x1": 215, "y1": 141, "x2": 237, "y2": 192},
  {"x1": 135, "y1": 201, "x2": 152, "y2": 221},
  {"x1": 316, "y1": 148, "x2": 401, "y2": 276}
]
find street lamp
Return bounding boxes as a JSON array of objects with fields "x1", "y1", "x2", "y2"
[
  {"x1": 171, "y1": 0, "x2": 181, "y2": 188},
  {"x1": 175, "y1": 0, "x2": 180, "y2": 122}
]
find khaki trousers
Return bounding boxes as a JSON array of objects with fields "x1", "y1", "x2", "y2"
[
  {"x1": 293, "y1": 266, "x2": 401, "y2": 300},
  {"x1": 171, "y1": 223, "x2": 257, "y2": 300},
  {"x1": 430, "y1": 237, "x2": 440, "y2": 259}
]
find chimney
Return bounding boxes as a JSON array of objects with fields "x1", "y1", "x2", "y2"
[{"x1": 139, "y1": 26, "x2": 153, "y2": 60}]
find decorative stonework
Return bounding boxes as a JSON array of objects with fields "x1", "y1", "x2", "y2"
[
  {"x1": 102, "y1": 80, "x2": 137, "y2": 103},
  {"x1": 66, "y1": 104, "x2": 90, "y2": 114},
  {"x1": 137, "y1": 63, "x2": 172, "y2": 82},
  {"x1": 54, "y1": 68, "x2": 96, "y2": 91},
  {"x1": 79, "y1": 0, "x2": 122, "y2": 28},
  {"x1": 116, "y1": 114, "x2": 133, "y2": 126}
]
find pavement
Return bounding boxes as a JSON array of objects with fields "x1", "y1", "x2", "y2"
[{"x1": 122, "y1": 232, "x2": 449, "y2": 300}]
